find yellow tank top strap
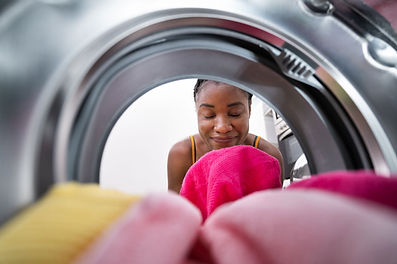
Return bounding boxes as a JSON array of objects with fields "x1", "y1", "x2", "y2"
[
  {"x1": 190, "y1": 135, "x2": 196, "y2": 165},
  {"x1": 253, "y1": 135, "x2": 261, "y2": 148}
]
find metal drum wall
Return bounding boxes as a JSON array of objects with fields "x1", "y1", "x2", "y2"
[{"x1": 0, "y1": 0, "x2": 396, "y2": 223}]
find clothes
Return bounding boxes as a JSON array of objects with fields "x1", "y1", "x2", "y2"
[
  {"x1": 287, "y1": 170, "x2": 397, "y2": 212},
  {"x1": 0, "y1": 183, "x2": 140, "y2": 264},
  {"x1": 180, "y1": 145, "x2": 281, "y2": 221},
  {"x1": 194, "y1": 189, "x2": 397, "y2": 264},
  {"x1": 79, "y1": 171, "x2": 397, "y2": 263},
  {"x1": 190, "y1": 135, "x2": 196, "y2": 165},
  {"x1": 252, "y1": 135, "x2": 261, "y2": 148},
  {"x1": 190, "y1": 135, "x2": 261, "y2": 165},
  {"x1": 2, "y1": 171, "x2": 397, "y2": 264},
  {"x1": 75, "y1": 192, "x2": 202, "y2": 264}
]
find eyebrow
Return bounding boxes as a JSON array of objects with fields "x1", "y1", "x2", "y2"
[
  {"x1": 227, "y1": 102, "x2": 244, "y2": 107},
  {"x1": 199, "y1": 103, "x2": 214, "y2": 108},
  {"x1": 199, "y1": 102, "x2": 244, "y2": 108}
]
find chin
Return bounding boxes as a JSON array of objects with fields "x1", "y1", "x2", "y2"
[{"x1": 211, "y1": 143, "x2": 235, "y2": 150}]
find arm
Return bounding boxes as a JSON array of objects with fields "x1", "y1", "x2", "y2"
[
  {"x1": 167, "y1": 140, "x2": 192, "y2": 193},
  {"x1": 258, "y1": 139, "x2": 285, "y2": 185}
]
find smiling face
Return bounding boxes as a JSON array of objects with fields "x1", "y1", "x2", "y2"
[{"x1": 195, "y1": 81, "x2": 251, "y2": 150}]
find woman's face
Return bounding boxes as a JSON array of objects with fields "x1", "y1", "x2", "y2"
[{"x1": 195, "y1": 81, "x2": 251, "y2": 150}]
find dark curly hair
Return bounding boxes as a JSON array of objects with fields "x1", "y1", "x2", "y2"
[{"x1": 193, "y1": 79, "x2": 253, "y2": 102}]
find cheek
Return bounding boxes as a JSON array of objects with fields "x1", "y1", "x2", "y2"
[
  {"x1": 233, "y1": 118, "x2": 249, "y2": 133},
  {"x1": 197, "y1": 118, "x2": 213, "y2": 133}
]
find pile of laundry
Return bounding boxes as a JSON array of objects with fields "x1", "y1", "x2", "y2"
[{"x1": 0, "y1": 146, "x2": 396, "y2": 264}]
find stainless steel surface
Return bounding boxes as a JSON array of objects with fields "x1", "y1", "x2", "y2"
[
  {"x1": 1, "y1": 0, "x2": 396, "y2": 223},
  {"x1": 367, "y1": 36, "x2": 397, "y2": 67},
  {"x1": 303, "y1": 0, "x2": 335, "y2": 15}
]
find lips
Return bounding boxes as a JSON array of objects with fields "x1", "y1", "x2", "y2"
[{"x1": 211, "y1": 136, "x2": 236, "y2": 145}]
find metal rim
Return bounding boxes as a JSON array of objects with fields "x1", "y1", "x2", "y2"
[
  {"x1": 1, "y1": 0, "x2": 397, "y2": 223},
  {"x1": 56, "y1": 15, "x2": 374, "y2": 183}
]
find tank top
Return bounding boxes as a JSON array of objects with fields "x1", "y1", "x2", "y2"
[{"x1": 189, "y1": 135, "x2": 261, "y2": 165}]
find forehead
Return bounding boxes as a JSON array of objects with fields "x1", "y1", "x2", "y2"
[{"x1": 196, "y1": 82, "x2": 248, "y2": 103}]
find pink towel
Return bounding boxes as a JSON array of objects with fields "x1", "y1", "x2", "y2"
[
  {"x1": 196, "y1": 189, "x2": 397, "y2": 264},
  {"x1": 287, "y1": 170, "x2": 397, "y2": 212},
  {"x1": 74, "y1": 192, "x2": 202, "y2": 264},
  {"x1": 180, "y1": 145, "x2": 281, "y2": 221}
]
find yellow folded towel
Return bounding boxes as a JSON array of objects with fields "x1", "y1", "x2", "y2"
[{"x1": 0, "y1": 183, "x2": 140, "y2": 264}]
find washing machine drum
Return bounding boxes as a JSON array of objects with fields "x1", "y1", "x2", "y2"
[{"x1": 0, "y1": 0, "x2": 396, "y2": 222}]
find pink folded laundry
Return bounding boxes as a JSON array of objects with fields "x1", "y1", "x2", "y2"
[
  {"x1": 180, "y1": 145, "x2": 281, "y2": 221},
  {"x1": 287, "y1": 170, "x2": 397, "y2": 212},
  {"x1": 74, "y1": 192, "x2": 202, "y2": 264},
  {"x1": 196, "y1": 189, "x2": 397, "y2": 264}
]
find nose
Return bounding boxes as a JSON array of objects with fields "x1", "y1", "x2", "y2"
[{"x1": 214, "y1": 116, "x2": 232, "y2": 133}]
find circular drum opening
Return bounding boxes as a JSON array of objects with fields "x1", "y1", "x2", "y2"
[
  {"x1": 62, "y1": 23, "x2": 374, "y2": 186},
  {"x1": 99, "y1": 79, "x2": 294, "y2": 193},
  {"x1": 2, "y1": 1, "x2": 397, "y2": 222}
]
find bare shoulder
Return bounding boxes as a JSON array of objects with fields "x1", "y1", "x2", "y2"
[
  {"x1": 168, "y1": 137, "x2": 192, "y2": 158},
  {"x1": 255, "y1": 135, "x2": 285, "y2": 183},
  {"x1": 258, "y1": 138, "x2": 281, "y2": 158},
  {"x1": 167, "y1": 136, "x2": 194, "y2": 193}
]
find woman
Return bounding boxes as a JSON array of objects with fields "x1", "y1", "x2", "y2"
[{"x1": 167, "y1": 79, "x2": 284, "y2": 193}]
